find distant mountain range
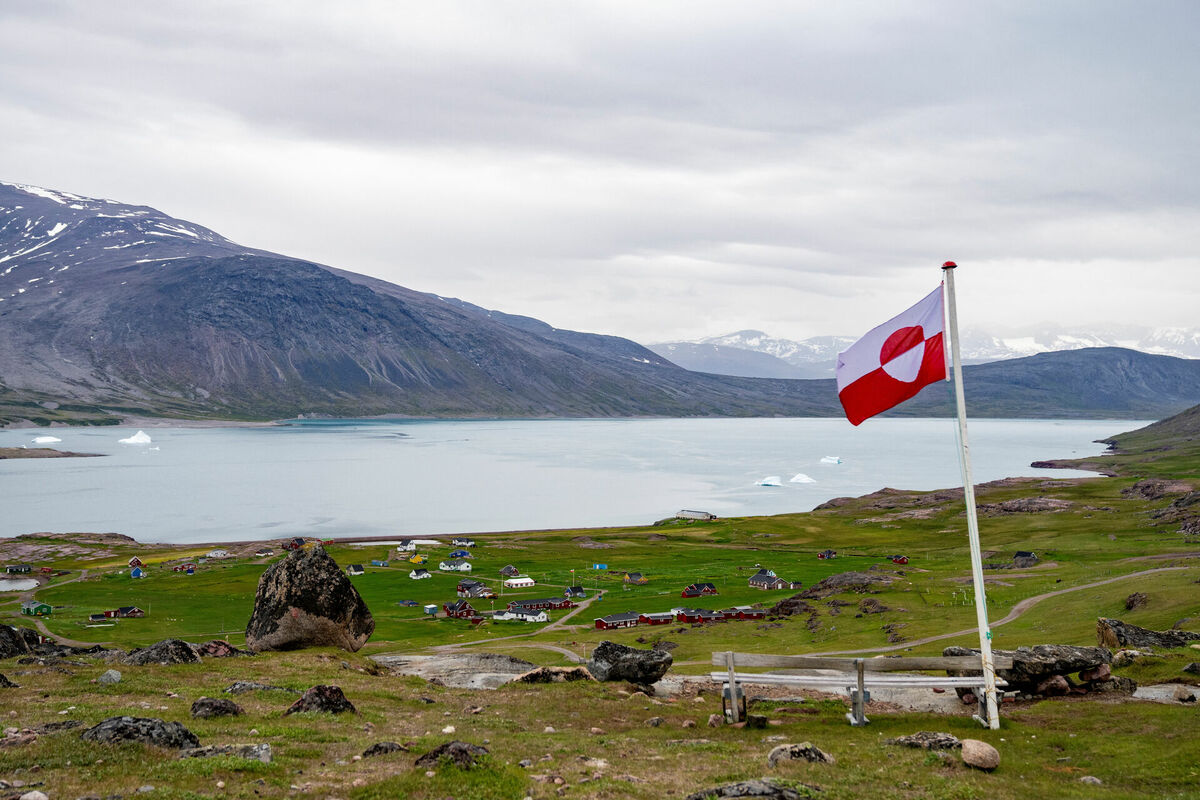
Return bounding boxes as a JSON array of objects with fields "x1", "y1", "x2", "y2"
[
  {"x1": 2, "y1": 180, "x2": 1200, "y2": 425},
  {"x1": 649, "y1": 326, "x2": 1200, "y2": 380}
]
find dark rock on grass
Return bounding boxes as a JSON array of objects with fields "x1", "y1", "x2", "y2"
[
  {"x1": 33, "y1": 720, "x2": 82, "y2": 734},
  {"x1": 800, "y1": 571, "x2": 893, "y2": 600},
  {"x1": 223, "y1": 680, "x2": 299, "y2": 695},
  {"x1": 944, "y1": 644, "x2": 1111, "y2": 694},
  {"x1": 684, "y1": 778, "x2": 822, "y2": 799},
  {"x1": 1183, "y1": 662, "x2": 1200, "y2": 675},
  {"x1": 362, "y1": 741, "x2": 408, "y2": 758},
  {"x1": 1097, "y1": 618, "x2": 1200, "y2": 650},
  {"x1": 767, "y1": 742, "x2": 835, "y2": 766},
  {"x1": 745, "y1": 714, "x2": 769, "y2": 729},
  {"x1": 180, "y1": 743, "x2": 272, "y2": 763},
  {"x1": 513, "y1": 666, "x2": 595, "y2": 683},
  {"x1": 81, "y1": 716, "x2": 200, "y2": 749},
  {"x1": 1087, "y1": 676, "x2": 1138, "y2": 694},
  {"x1": 0, "y1": 626, "x2": 30, "y2": 660},
  {"x1": 196, "y1": 640, "x2": 248, "y2": 658},
  {"x1": 586, "y1": 641, "x2": 672, "y2": 684},
  {"x1": 190, "y1": 697, "x2": 244, "y2": 719},
  {"x1": 1124, "y1": 478, "x2": 1193, "y2": 500},
  {"x1": 413, "y1": 740, "x2": 488, "y2": 769},
  {"x1": 1125, "y1": 592, "x2": 1149, "y2": 611},
  {"x1": 1173, "y1": 685, "x2": 1197, "y2": 703},
  {"x1": 887, "y1": 731, "x2": 962, "y2": 750},
  {"x1": 0, "y1": 674, "x2": 18, "y2": 688},
  {"x1": 244, "y1": 545, "x2": 374, "y2": 653},
  {"x1": 768, "y1": 596, "x2": 816, "y2": 617},
  {"x1": 284, "y1": 685, "x2": 356, "y2": 715},
  {"x1": 122, "y1": 639, "x2": 201, "y2": 666}
]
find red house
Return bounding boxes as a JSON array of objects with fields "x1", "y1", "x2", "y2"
[
  {"x1": 638, "y1": 612, "x2": 675, "y2": 626},
  {"x1": 817, "y1": 549, "x2": 837, "y2": 560},
  {"x1": 594, "y1": 612, "x2": 640, "y2": 630},
  {"x1": 733, "y1": 607, "x2": 767, "y2": 620},
  {"x1": 507, "y1": 597, "x2": 573, "y2": 612},
  {"x1": 891, "y1": 555, "x2": 909, "y2": 565},
  {"x1": 681, "y1": 582, "x2": 718, "y2": 598},
  {"x1": 677, "y1": 608, "x2": 723, "y2": 624},
  {"x1": 443, "y1": 600, "x2": 476, "y2": 619},
  {"x1": 128, "y1": 557, "x2": 144, "y2": 568}
]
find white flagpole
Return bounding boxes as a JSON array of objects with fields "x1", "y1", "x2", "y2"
[{"x1": 941, "y1": 261, "x2": 1001, "y2": 729}]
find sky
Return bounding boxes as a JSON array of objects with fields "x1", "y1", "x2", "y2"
[{"x1": 2, "y1": 1, "x2": 1198, "y2": 344}]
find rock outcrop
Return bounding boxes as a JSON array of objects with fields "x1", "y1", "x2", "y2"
[
  {"x1": 244, "y1": 546, "x2": 374, "y2": 653},
  {"x1": 586, "y1": 641, "x2": 673, "y2": 684},
  {"x1": 190, "y1": 697, "x2": 245, "y2": 718},
  {"x1": 374, "y1": 652, "x2": 537, "y2": 689},
  {"x1": 81, "y1": 716, "x2": 200, "y2": 749},
  {"x1": 180, "y1": 743, "x2": 272, "y2": 763},
  {"x1": 284, "y1": 685, "x2": 356, "y2": 715},
  {"x1": 414, "y1": 740, "x2": 489, "y2": 769},
  {"x1": 1097, "y1": 618, "x2": 1200, "y2": 650},
  {"x1": 800, "y1": 571, "x2": 893, "y2": 599},
  {"x1": 122, "y1": 639, "x2": 202, "y2": 666},
  {"x1": 944, "y1": 644, "x2": 1120, "y2": 696},
  {"x1": 513, "y1": 666, "x2": 595, "y2": 683},
  {"x1": 195, "y1": 640, "x2": 248, "y2": 658},
  {"x1": 0, "y1": 626, "x2": 30, "y2": 660},
  {"x1": 684, "y1": 779, "x2": 822, "y2": 800}
]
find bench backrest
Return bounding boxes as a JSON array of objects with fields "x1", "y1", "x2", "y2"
[{"x1": 711, "y1": 651, "x2": 1014, "y2": 672}]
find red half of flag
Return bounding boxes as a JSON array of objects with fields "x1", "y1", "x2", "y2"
[{"x1": 836, "y1": 285, "x2": 946, "y2": 426}]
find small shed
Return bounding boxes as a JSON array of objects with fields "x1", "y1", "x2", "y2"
[
  {"x1": 371, "y1": 559, "x2": 389, "y2": 567},
  {"x1": 448, "y1": 549, "x2": 471, "y2": 559},
  {"x1": 347, "y1": 564, "x2": 365, "y2": 576},
  {"x1": 116, "y1": 606, "x2": 145, "y2": 618},
  {"x1": 21, "y1": 600, "x2": 51, "y2": 616},
  {"x1": 623, "y1": 572, "x2": 648, "y2": 585},
  {"x1": 890, "y1": 555, "x2": 909, "y2": 565},
  {"x1": 410, "y1": 568, "x2": 432, "y2": 580},
  {"x1": 130, "y1": 567, "x2": 145, "y2": 579},
  {"x1": 451, "y1": 537, "x2": 476, "y2": 547},
  {"x1": 423, "y1": 604, "x2": 438, "y2": 615},
  {"x1": 128, "y1": 557, "x2": 144, "y2": 568}
]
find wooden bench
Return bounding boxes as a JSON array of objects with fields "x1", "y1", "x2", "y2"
[{"x1": 711, "y1": 651, "x2": 1013, "y2": 727}]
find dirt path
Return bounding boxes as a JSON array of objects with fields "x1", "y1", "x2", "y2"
[{"x1": 811, "y1": 566, "x2": 1190, "y2": 656}]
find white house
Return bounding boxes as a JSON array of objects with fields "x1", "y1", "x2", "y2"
[
  {"x1": 439, "y1": 558, "x2": 472, "y2": 573},
  {"x1": 346, "y1": 564, "x2": 365, "y2": 576},
  {"x1": 207, "y1": 549, "x2": 230, "y2": 559},
  {"x1": 493, "y1": 608, "x2": 548, "y2": 623},
  {"x1": 451, "y1": 537, "x2": 476, "y2": 547},
  {"x1": 395, "y1": 540, "x2": 416, "y2": 553},
  {"x1": 409, "y1": 568, "x2": 432, "y2": 580},
  {"x1": 503, "y1": 576, "x2": 536, "y2": 589}
]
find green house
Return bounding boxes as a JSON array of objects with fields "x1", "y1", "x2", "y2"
[{"x1": 21, "y1": 600, "x2": 51, "y2": 616}]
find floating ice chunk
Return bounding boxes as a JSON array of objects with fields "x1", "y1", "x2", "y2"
[
  {"x1": 33, "y1": 435, "x2": 62, "y2": 444},
  {"x1": 118, "y1": 430, "x2": 153, "y2": 445},
  {"x1": 789, "y1": 473, "x2": 816, "y2": 483},
  {"x1": 756, "y1": 476, "x2": 782, "y2": 487},
  {"x1": 820, "y1": 456, "x2": 842, "y2": 464}
]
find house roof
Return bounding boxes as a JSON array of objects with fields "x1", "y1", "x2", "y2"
[
  {"x1": 444, "y1": 600, "x2": 473, "y2": 612},
  {"x1": 597, "y1": 611, "x2": 641, "y2": 624},
  {"x1": 117, "y1": 606, "x2": 141, "y2": 613}
]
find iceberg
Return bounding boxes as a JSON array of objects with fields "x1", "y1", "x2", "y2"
[
  {"x1": 33, "y1": 435, "x2": 62, "y2": 444},
  {"x1": 118, "y1": 430, "x2": 153, "y2": 445},
  {"x1": 789, "y1": 473, "x2": 816, "y2": 483},
  {"x1": 820, "y1": 456, "x2": 842, "y2": 464},
  {"x1": 756, "y1": 476, "x2": 782, "y2": 487}
]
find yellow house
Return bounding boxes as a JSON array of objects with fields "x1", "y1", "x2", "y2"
[{"x1": 408, "y1": 554, "x2": 427, "y2": 565}]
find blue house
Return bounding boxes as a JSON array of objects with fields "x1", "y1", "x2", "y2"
[
  {"x1": 449, "y1": 549, "x2": 471, "y2": 558},
  {"x1": 130, "y1": 567, "x2": 145, "y2": 579},
  {"x1": 371, "y1": 559, "x2": 389, "y2": 567}
]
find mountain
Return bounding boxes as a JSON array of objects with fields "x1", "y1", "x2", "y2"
[
  {"x1": 653, "y1": 325, "x2": 1200, "y2": 380},
  {"x1": 3, "y1": 180, "x2": 1200, "y2": 425},
  {"x1": 0, "y1": 181, "x2": 842, "y2": 423}
]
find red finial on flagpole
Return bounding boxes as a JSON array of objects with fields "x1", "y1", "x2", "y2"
[{"x1": 942, "y1": 261, "x2": 957, "y2": 269}]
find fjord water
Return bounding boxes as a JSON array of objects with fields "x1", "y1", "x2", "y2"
[{"x1": 0, "y1": 418, "x2": 1136, "y2": 544}]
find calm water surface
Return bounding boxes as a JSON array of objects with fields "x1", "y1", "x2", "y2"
[{"x1": 0, "y1": 418, "x2": 1140, "y2": 543}]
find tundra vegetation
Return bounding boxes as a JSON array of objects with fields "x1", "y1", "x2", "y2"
[{"x1": 1, "y1": 412, "x2": 1198, "y2": 799}]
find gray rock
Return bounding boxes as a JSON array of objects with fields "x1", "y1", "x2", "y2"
[
  {"x1": 645, "y1": 716, "x2": 665, "y2": 727},
  {"x1": 362, "y1": 741, "x2": 407, "y2": 758},
  {"x1": 944, "y1": 644, "x2": 1111, "y2": 694},
  {"x1": 413, "y1": 740, "x2": 488, "y2": 769},
  {"x1": 373, "y1": 652, "x2": 536, "y2": 689},
  {"x1": 20, "y1": 791, "x2": 49, "y2": 800},
  {"x1": 96, "y1": 669, "x2": 122, "y2": 685},
  {"x1": 887, "y1": 731, "x2": 961, "y2": 750},
  {"x1": 195, "y1": 640, "x2": 248, "y2": 658},
  {"x1": 1183, "y1": 662, "x2": 1200, "y2": 675},
  {"x1": 122, "y1": 639, "x2": 201, "y2": 666},
  {"x1": 960, "y1": 739, "x2": 1000, "y2": 771},
  {"x1": 707, "y1": 713, "x2": 724, "y2": 728},
  {"x1": 1079, "y1": 663, "x2": 1111, "y2": 682},
  {"x1": 180, "y1": 743, "x2": 271, "y2": 763},
  {"x1": 586, "y1": 641, "x2": 673, "y2": 684},
  {"x1": 1097, "y1": 618, "x2": 1200, "y2": 650},
  {"x1": 1035, "y1": 675, "x2": 1071, "y2": 696},
  {"x1": 0, "y1": 626, "x2": 31, "y2": 660},
  {"x1": 223, "y1": 680, "x2": 298, "y2": 694},
  {"x1": 1087, "y1": 676, "x2": 1138, "y2": 694},
  {"x1": 513, "y1": 666, "x2": 595, "y2": 683},
  {"x1": 0, "y1": 673, "x2": 18, "y2": 688},
  {"x1": 81, "y1": 716, "x2": 200, "y2": 749},
  {"x1": 1172, "y1": 685, "x2": 1196, "y2": 703},
  {"x1": 684, "y1": 778, "x2": 823, "y2": 800},
  {"x1": 745, "y1": 714, "x2": 768, "y2": 729},
  {"x1": 767, "y1": 742, "x2": 835, "y2": 767},
  {"x1": 284, "y1": 685, "x2": 356, "y2": 715},
  {"x1": 190, "y1": 697, "x2": 244, "y2": 719},
  {"x1": 1080, "y1": 776, "x2": 1103, "y2": 785},
  {"x1": 244, "y1": 545, "x2": 374, "y2": 653}
]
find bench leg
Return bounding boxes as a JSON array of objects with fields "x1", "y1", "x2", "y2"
[
  {"x1": 723, "y1": 682, "x2": 744, "y2": 723},
  {"x1": 971, "y1": 685, "x2": 995, "y2": 728},
  {"x1": 846, "y1": 687, "x2": 870, "y2": 726}
]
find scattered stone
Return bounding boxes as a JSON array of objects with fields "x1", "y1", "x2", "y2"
[
  {"x1": 195, "y1": 640, "x2": 248, "y2": 658},
  {"x1": 223, "y1": 680, "x2": 298, "y2": 695},
  {"x1": 682, "y1": 720, "x2": 696, "y2": 729},
  {"x1": 244, "y1": 545, "x2": 375, "y2": 653},
  {"x1": 745, "y1": 714, "x2": 768, "y2": 729},
  {"x1": 800, "y1": 571, "x2": 893, "y2": 600},
  {"x1": 190, "y1": 697, "x2": 244, "y2": 719},
  {"x1": 1124, "y1": 592, "x2": 1149, "y2": 611},
  {"x1": 887, "y1": 731, "x2": 962, "y2": 750},
  {"x1": 960, "y1": 739, "x2": 1000, "y2": 771},
  {"x1": 362, "y1": 741, "x2": 407, "y2": 758},
  {"x1": 122, "y1": 639, "x2": 201, "y2": 666},
  {"x1": 514, "y1": 666, "x2": 595, "y2": 683},
  {"x1": 0, "y1": 674, "x2": 19, "y2": 689},
  {"x1": 284, "y1": 685, "x2": 356, "y2": 715},
  {"x1": 81, "y1": 717, "x2": 200, "y2": 749},
  {"x1": 543, "y1": 726, "x2": 556, "y2": 733},
  {"x1": 1097, "y1": 618, "x2": 1200, "y2": 650},
  {"x1": 1080, "y1": 776, "x2": 1103, "y2": 786},
  {"x1": 96, "y1": 669, "x2": 122, "y2": 685},
  {"x1": 684, "y1": 778, "x2": 822, "y2": 800},
  {"x1": 180, "y1": 744, "x2": 272, "y2": 763},
  {"x1": 1112, "y1": 650, "x2": 1157, "y2": 668},
  {"x1": 707, "y1": 714, "x2": 724, "y2": 728},
  {"x1": 1079, "y1": 664, "x2": 1111, "y2": 682},
  {"x1": 586, "y1": 641, "x2": 673, "y2": 684},
  {"x1": 645, "y1": 716, "x2": 664, "y2": 727},
  {"x1": 589, "y1": 727, "x2": 604, "y2": 735},
  {"x1": 1124, "y1": 478, "x2": 1192, "y2": 500},
  {"x1": 413, "y1": 740, "x2": 489, "y2": 769},
  {"x1": 19, "y1": 791, "x2": 48, "y2": 800},
  {"x1": 1172, "y1": 685, "x2": 1196, "y2": 703},
  {"x1": 767, "y1": 742, "x2": 835, "y2": 767},
  {"x1": 519, "y1": 759, "x2": 533, "y2": 768},
  {"x1": 1035, "y1": 675, "x2": 1071, "y2": 696},
  {"x1": 442, "y1": 725, "x2": 456, "y2": 734}
]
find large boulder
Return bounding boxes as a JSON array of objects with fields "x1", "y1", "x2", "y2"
[
  {"x1": 244, "y1": 545, "x2": 374, "y2": 653},
  {"x1": 284, "y1": 685, "x2": 356, "y2": 715},
  {"x1": 81, "y1": 716, "x2": 200, "y2": 749},
  {"x1": 122, "y1": 639, "x2": 202, "y2": 666},
  {"x1": 586, "y1": 641, "x2": 672, "y2": 684},
  {"x1": 1097, "y1": 618, "x2": 1200, "y2": 650},
  {"x1": 0, "y1": 626, "x2": 31, "y2": 660},
  {"x1": 195, "y1": 640, "x2": 248, "y2": 658},
  {"x1": 190, "y1": 697, "x2": 244, "y2": 719},
  {"x1": 944, "y1": 645, "x2": 1112, "y2": 694}
]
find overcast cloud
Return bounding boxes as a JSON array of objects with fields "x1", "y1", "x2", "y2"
[{"x1": 1, "y1": 1, "x2": 1197, "y2": 343}]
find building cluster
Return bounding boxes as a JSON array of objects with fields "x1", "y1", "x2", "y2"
[{"x1": 594, "y1": 605, "x2": 767, "y2": 630}]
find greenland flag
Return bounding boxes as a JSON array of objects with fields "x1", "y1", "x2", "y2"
[{"x1": 836, "y1": 286, "x2": 947, "y2": 426}]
